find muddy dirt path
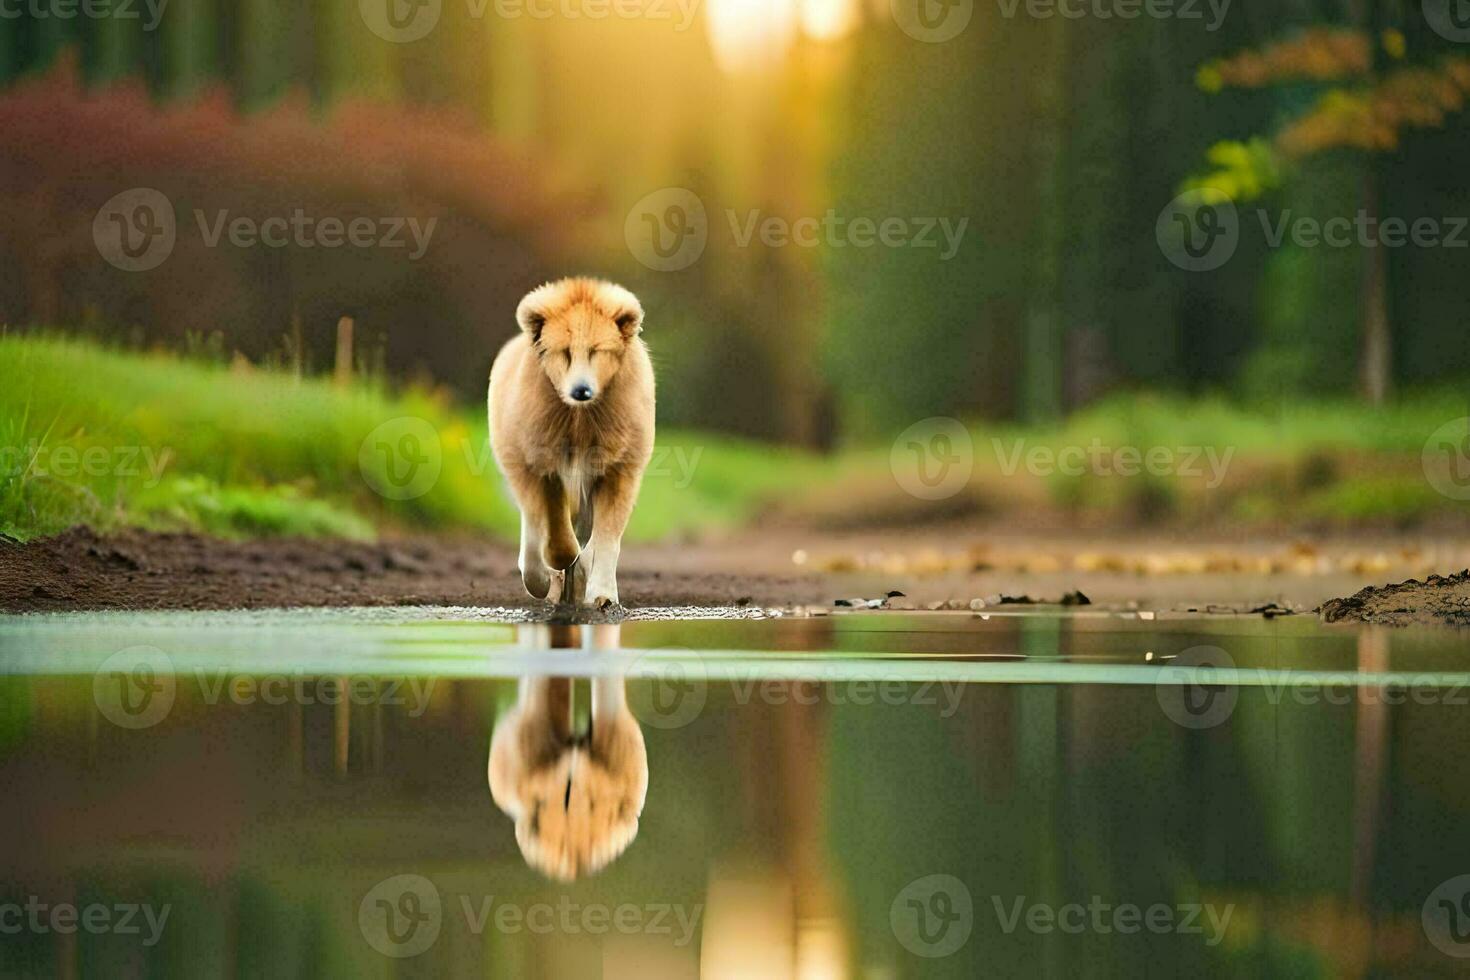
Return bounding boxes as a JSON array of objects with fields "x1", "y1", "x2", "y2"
[{"x1": 4, "y1": 525, "x2": 1469, "y2": 624}]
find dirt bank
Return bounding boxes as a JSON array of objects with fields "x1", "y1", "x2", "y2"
[
  {"x1": 6, "y1": 525, "x2": 1470, "y2": 623},
  {"x1": 0, "y1": 527, "x2": 834, "y2": 613},
  {"x1": 1319, "y1": 570, "x2": 1470, "y2": 628}
]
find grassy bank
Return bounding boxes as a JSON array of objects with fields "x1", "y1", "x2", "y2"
[
  {"x1": 0, "y1": 335, "x2": 835, "y2": 542},
  {"x1": 1, "y1": 334, "x2": 1465, "y2": 543}
]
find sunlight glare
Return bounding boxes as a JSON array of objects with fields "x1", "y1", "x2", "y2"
[
  {"x1": 706, "y1": 0, "x2": 799, "y2": 73},
  {"x1": 799, "y1": 0, "x2": 859, "y2": 41}
]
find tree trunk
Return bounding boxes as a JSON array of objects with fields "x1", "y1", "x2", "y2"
[
  {"x1": 1358, "y1": 166, "x2": 1392, "y2": 405},
  {"x1": 1023, "y1": 16, "x2": 1071, "y2": 423},
  {"x1": 1353, "y1": 0, "x2": 1392, "y2": 405}
]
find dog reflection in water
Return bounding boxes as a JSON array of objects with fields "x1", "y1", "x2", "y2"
[{"x1": 488, "y1": 624, "x2": 648, "y2": 880}]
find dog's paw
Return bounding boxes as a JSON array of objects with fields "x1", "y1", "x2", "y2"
[
  {"x1": 546, "y1": 569, "x2": 567, "y2": 605},
  {"x1": 585, "y1": 580, "x2": 619, "y2": 609},
  {"x1": 521, "y1": 563, "x2": 553, "y2": 600}
]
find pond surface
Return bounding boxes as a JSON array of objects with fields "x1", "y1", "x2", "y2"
[{"x1": 1, "y1": 609, "x2": 1469, "y2": 978}]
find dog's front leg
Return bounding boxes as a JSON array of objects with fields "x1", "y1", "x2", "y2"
[
  {"x1": 585, "y1": 467, "x2": 638, "y2": 608},
  {"x1": 508, "y1": 467, "x2": 554, "y2": 600},
  {"x1": 539, "y1": 476, "x2": 581, "y2": 574}
]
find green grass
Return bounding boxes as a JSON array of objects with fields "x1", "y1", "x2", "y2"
[
  {"x1": 0, "y1": 335, "x2": 840, "y2": 542},
  {"x1": 963, "y1": 391, "x2": 1470, "y2": 524},
  {"x1": 1, "y1": 334, "x2": 1465, "y2": 542}
]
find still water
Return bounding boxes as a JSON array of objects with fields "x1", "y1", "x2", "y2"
[{"x1": 1, "y1": 609, "x2": 1469, "y2": 978}]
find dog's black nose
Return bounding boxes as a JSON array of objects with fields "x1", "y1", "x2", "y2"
[{"x1": 570, "y1": 384, "x2": 594, "y2": 402}]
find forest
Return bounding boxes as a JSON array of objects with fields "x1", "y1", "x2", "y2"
[{"x1": 2, "y1": 0, "x2": 1466, "y2": 448}]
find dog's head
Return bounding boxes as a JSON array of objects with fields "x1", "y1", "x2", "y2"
[
  {"x1": 516, "y1": 278, "x2": 644, "y2": 408},
  {"x1": 488, "y1": 683, "x2": 649, "y2": 881}
]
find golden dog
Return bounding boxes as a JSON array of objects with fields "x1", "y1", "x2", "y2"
[
  {"x1": 488, "y1": 278, "x2": 654, "y2": 607},
  {"x1": 487, "y1": 675, "x2": 648, "y2": 880}
]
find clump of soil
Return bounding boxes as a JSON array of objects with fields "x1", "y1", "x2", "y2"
[{"x1": 1319, "y1": 570, "x2": 1470, "y2": 628}]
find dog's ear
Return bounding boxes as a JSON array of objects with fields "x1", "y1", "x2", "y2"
[
  {"x1": 516, "y1": 290, "x2": 550, "y2": 344},
  {"x1": 614, "y1": 302, "x2": 644, "y2": 339}
]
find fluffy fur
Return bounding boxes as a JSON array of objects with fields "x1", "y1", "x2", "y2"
[
  {"x1": 488, "y1": 671, "x2": 648, "y2": 881},
  {"x1": 488, "y1": 278, "x2": 654, "y2": 607}
]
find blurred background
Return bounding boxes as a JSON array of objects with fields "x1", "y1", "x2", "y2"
[{"x1": 2, "y1": 0, "x2": 1470, "y2": 542}]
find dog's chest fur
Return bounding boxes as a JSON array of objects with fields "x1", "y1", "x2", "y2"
[{"x1": 528, "y1": 401, "x2": 638, "y2": 488}]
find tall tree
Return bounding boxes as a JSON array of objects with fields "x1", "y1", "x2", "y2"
[{"x1": 1190, "y1": 17, "x2": 1470, "y2": 403}]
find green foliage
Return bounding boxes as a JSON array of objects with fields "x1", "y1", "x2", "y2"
[
  {"x1": 1300, "y1": 475, "x2": 1448, "y2": 523},
  {"x1": 0, "y1": 335, "x2": 843, "y2": 543},
  {"x1": 0, "y1": 334, "x2": 510, "y2": 540},
  {"x1": 131, "y1": 477, "x2": 376, "y2": 540},
  {"x1": 2, "y1": 337, "x2": 1463, "y2": 543},
  {"x1": 1238, "y1": 156, "x2": 1362, "y2": 400},
  {"x1": 1183, "y1": 139, "x2": 1284, "y2": 202}
]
